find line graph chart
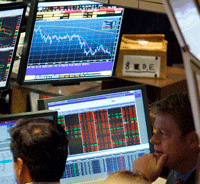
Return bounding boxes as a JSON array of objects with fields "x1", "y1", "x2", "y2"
[
  {"x1": 0, "y1": 16, "x2": 19, "y2": 48},
  {"x1": 29, "y1": 18, "x2": 120, "y2": 64}
]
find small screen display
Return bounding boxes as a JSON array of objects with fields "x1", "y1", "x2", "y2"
[{"x1": 0, "y1": 111, "x2": 56, "y2": 184}]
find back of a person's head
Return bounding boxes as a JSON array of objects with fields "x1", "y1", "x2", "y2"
[
  {"x1": 103, "y1": 170, "x2": 151, "y2": 184},
  {"x1": 10, "y1": 118, "x2": 69, "y2": 182},
  {"x1": 152, "y1": 93, "x2": 195, "y2": 136}
]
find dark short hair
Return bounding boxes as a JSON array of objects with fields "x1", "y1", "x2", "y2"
[
  {"x1": 151, "y1": 93, "x2": 195, "y2": 136},
  {"x1": 10, "y1": 118, "x2": 69, "y2": 182}
]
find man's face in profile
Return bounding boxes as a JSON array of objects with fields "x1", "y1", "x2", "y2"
[{"x1": 150, "y1": 114, "x2": 193, "y2": 172}]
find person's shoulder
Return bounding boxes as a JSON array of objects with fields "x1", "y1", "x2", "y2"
[
  {"x1": 103, "y1": 170, "x2": 151, "y2": 184},
  {"x1": 166, "y1": 169, "x2": 197, "y2": 184},
  {"x1": 187, "y1": 168, "x2": 197, "y2": 184}
]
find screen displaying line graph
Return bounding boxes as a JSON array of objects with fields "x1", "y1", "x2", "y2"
[
  {"x1": 0, "y1": 6, "x2": 25, "y2": 89},
  {"x1": 21, "y1": 1, "x2": 124, "y2": 84},
  {"x1": 28, "y1": 18, "x2": 119, "y2": 64},
  {"x1": 0, "y1": 16, "x2": 20, "y2": 48}
]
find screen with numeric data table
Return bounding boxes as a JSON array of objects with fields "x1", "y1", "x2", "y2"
[{"x1": 38, "y1": 84, "x2": 153, "y2": 183}]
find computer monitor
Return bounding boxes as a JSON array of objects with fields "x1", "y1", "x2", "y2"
[
  {"x1": 163, "y1": 0, "x2": 200, "y2": 60},
  {"x1": 38, "y1": 84, "x2": 153, "y2": 183},
  {"x1": 17, "y1": 0, "x2": 125, "y2": 85},
  {"x1": 163, "y1": 0, "x2": 200, "y2": 137},
  {"x1": 0, "y1": 2, "x2": 26, "y2": 90},
  {"x1": 0, "y1": 110, "x2": 58, "y2": 184}
]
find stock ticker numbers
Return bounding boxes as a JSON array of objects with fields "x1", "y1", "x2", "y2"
[
  {"x1": 0, "y1": 51, "x2": 12, "y2": 81},
  {"x1": 60, "y1": 105, "x2": 140, "y2": 155}
]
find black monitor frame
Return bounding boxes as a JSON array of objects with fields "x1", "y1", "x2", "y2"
[
  {"x1": 163, "y1": 0, "x2": 200, "y2": 140},
  {"x1": 0, "y1": 2, "x2": 27, "y2": 91},
  {"x1": 38, "y1": 84, "x2": 153, "y2": 153},
  {"x1": 38, "y1": 84, "x2": 153, "y2": 182},
  {"x1": 16, "y1": 0, "x2": 125, "y2": 86},
  {"x1": 0, "y1": 109, "x2": 58, "y2": 122}
]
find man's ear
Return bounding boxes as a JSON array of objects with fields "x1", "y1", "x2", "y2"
[
  {"x1": 187, "y1": 131, "x2": 198, "y2": 149},
  {"x1": 16, "y1": 158, "x2": 24, "y2": 175}
]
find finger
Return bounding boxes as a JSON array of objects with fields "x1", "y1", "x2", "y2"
[{"x1": 156, "y1": 153, "x2": 167, "y2": 170}]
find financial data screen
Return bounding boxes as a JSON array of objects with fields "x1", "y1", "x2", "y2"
[
  {"x1": 0, "y1": 115, "x2": 56, "y2": 184},
  {"x1": 0, "y1": 8, "x2": 24, "y2": 88},
  {"x1": 170, "y1": 0, "x2": 200, "y2": 60},
  {"x1": 24, "y1": 1, "x2": 124, "y2": 83},
  {"x1": 44, "y1": 87, "x2": 151, "y2": 183}
]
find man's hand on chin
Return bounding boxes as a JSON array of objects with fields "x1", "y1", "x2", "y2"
[{"x1": 132, "y1": 153, "x2": 167, "y2": 182}]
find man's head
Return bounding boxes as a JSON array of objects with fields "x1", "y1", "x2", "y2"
[
  {"x1": 103, "y1": 170, "x2": 151, "y2": 184},
  {"x1": 150, "y1": 93, "x2": 198, "y2": 174},
  {"x1": 10, "y1": 118, "x2": 69, "y2": 183}
]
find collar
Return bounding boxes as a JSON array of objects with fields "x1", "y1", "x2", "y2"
[{"x1": 174, "y1": 165, "x2": 197, "y2": 183}]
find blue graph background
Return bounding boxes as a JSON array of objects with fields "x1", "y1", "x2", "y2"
[{"x1": 28, "y1": 17, "x2": 121, "y2": 64}]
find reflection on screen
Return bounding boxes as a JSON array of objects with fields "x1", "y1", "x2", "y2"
[
  {"x1": 44, "y1": 87, "x2": 152, "y2": 183},
  {"x1": 0, "y1": 115, "x2": 55, "y2": 184},
  {"x1": 170, "y1": 0, "x2": 200, "y2": 60}
]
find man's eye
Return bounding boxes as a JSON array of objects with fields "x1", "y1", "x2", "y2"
[{"x1": 160, "y1": 131, "x2": 165, "y2": 135}]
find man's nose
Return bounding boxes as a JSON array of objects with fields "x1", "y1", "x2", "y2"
[{"x1": 150, "y1": 132, "x2": 160, "y2": 144}]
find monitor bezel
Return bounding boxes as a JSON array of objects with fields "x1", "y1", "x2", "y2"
[
  {"x1": 163, "y1": 0, "x2": 200, "y2": 139},
  {"x1": 16, "y1": 0, "x2": 125, "y2": 86},
  {"x1": 0, "y1": 2, "x2": 27, "y2": 91},
  {"x1": 38, "y1": 84, "x2": 154, "y2": 153},
  {"x1": 182, "y1": 51, "x2": 200, "y2": 136},
  {"x1": 162, "y1": 0, "x2": 200, "y2": 60},
  {"x1": 0, "y1": 109, "x2": 58, "y2": 123}
]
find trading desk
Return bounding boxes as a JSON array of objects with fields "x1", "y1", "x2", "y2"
[
  {"x1": 9, "y1": 66, "x2": 187, "y2": 113},
  {"x1": 9, "y1": 81, "x2": 102, "y2": 114},
  {"x1": 102, "y1": 66, "x2": 188, "y2": 103}
]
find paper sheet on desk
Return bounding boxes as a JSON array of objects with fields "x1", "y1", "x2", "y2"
[{"x1": 152, "y1": 177, "x2": 166, "y2": 184}]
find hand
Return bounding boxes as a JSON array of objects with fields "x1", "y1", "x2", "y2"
[{"x1": 132, "y1": 153, "x2": 167, "y2": 182}]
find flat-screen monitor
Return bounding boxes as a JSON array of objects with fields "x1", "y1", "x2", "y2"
[
  {"x1": 17, "y1": 0, "x2": 125, "y2": 85},
  {"x1": 163, "y1": 0, "x2": 200, "y2": 138},
  {"x1": 0, "y1": 110, "x2": 58, "y2": 184},
  {"x1": 0, "y1": 2, "x2": 26, "y2": 90},
  {"x1": 38, "y1": 84, "x2": 153, "y2": 183},
  {"x1": 163, "y1": 0, "x2": 200, "y2": 60}
]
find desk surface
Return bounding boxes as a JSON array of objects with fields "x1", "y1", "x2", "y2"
[
  {"x1": 115, "y1": 66, "x2": 186, "y2": 88},
  {"x1": 10, "y1": 81, "x2": 102, "y2": 97},
  {"x1": 101, "y1": 66, "x2": 188, "y2": 102}
]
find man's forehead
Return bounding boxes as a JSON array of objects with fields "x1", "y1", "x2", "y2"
[{"x1": 154, "y1": 114, "x2": 178, "y2": 130}]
